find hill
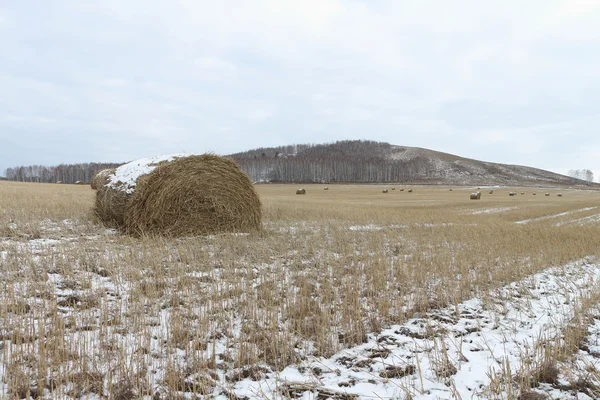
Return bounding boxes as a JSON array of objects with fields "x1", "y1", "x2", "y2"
[{"x1": 231, "y1": 140, "x2": 595, "y2": 187}]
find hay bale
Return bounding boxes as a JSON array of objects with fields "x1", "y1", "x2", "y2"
[
  {"x1": 93, "y1": 154, "x2": 262, "y2": 237},
  {"x1": 74, "y1": 181, "x2": 86, "y2": 185},
  {"x1": 545, "y1": 193, "x2": 550, "y2": 196},
  {"x1": 449, "y1": 188, "x2": 453, "y2": 191},
  {"x1": 382, "y1": 189, "x2": 388, "y2": 193},
  {"x1": 391, "y1": 187, "x2": 396, "y2": 190},
  {"x1": 91, "y1": 168, "x2": 116, "y2": 190},
  {"x1": 296, "y1": 189, "x2": 306, "y2": 195},
  {"x1": 533, "y1": 192, "x2": 537, "y2": 195},
  {"x1": 324, "y1": 187, "x2": 329, "y2": 191},
  {"x1": 488, "y1": 190, "x2": 494, "y2": 194},
  {"x1": 400, "y1": 188, "x2": 405, "y2": 191},
  {"x1": 521, "y1": 192, "x2": 525, "y2": 195},
  {"x1": 558, "y1": 193, "x2": 563, "y2": 197},
  {"x1": 94, "y1": 185, "x2": 131, "y2": 229},
  {"x1": 408, "y1": 189, "x2": 413, "y2": 193},
  {"x1": 470, "y1": 192, "x2": 481, "y2": 200},
  {"x1": 509, "y1": 192, "x2": 516, "y2": 196}
]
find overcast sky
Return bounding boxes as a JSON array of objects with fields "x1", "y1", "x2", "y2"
[{"x1": 1, "y1": 1, "x2": 599, "y2": 179}]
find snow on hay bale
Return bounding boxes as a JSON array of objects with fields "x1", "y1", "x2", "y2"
[
  {"x1": 93, "y1": 154, "x2": 262, "y2": 237},
  {"x1": 296, "y1": 188, "x2": 306, "y2": 195},
  {"x1": 90, "y1": 168, "x2": 116, "y2": 190},
  {"x1": 470, "y1": 192, "x2": 481, "y2": 200}
]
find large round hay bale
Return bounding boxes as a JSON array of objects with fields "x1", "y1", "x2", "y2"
[
  {"x1": 382, "y1": 189, "x2": 388, "y2": 193},
  {"x1": 93, "y1": 154, "x2": 262, "y2": 237},
  {"x1": 91, "y1": 168, "x2": 116, "y2": 190},
  {"x1": 470, "y1": 192, "x2": 481, "y2": 200},
  {"x1": 296, "y1": 188, "x2": 306, "y2": 195}
]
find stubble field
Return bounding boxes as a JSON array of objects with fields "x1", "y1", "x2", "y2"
[{"x1": 1, "y1": 181, "x2": 600, "y2": 399}]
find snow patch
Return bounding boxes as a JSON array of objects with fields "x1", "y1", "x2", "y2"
[
  {"x1": 470, "y1": 206, "x2": 518, "y2": 215},
  {"x1": 108, "y1": 153, "x2": 192, "y2": 193},
  {"x1": 231, "y1": 260, "x2": 600, "y2": 399},
  {"x1": 516, "y1": 207, "x2": 599, "y2": 224}
]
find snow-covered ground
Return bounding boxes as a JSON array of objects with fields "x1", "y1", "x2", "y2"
[
  {"x1": 515, "y1": 207, "x2": 599, "y2": 225},
  {"x1": 2, "y1": 214, "x2": 600, "y2": 399},
  {"x1": 226, "y1": 259, "x2": 600, "y2": 400},
  {"x1": 469, "y1": 206, "x2": 519, "y2": 215}
]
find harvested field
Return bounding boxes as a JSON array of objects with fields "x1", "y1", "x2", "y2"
[{"x1": 1, "y1": 182, "x2": 600, "y2": 399}]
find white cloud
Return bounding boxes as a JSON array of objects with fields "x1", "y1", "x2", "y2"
[{"x1": 0, "y1": 0, "x2": 599, "y2": 176}]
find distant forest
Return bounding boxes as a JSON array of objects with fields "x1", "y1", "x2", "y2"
[
  {"x1": 231, "y1": 140, "x2": 434, "y2": 183},
  {"x1": 3, "y1": 163, "x2": 122, "y2": 184},
  {"x1": 3, "y1": 140, "x2": 429, "y2": 184},
  {"x1": 3, "y1": 140, "x2": 593, "y2": 186}
]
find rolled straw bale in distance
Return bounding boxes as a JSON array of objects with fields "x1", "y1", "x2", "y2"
[
  {"x1": 509, "y1": 192, "x2": 516, "y2": 196},
  {"x1": 470, "y1": 192, "x2": 481, "y2": 200},
  {"x1": 91, "y1": 168, "x2": 116, "y2": 190},
  {"x1": 558, "y1": 193, "x2": 563, "y2": 197},
  {"x1": 400, "y1": 188, "x2": 405, "y2": 191},
  {"x1": 382, "y1": 189, "x2": 388, "y2": 193},
  {"x1": 408, "y1": 189, "x2": 413, "y2": 192},
  {"x1": 324, "y1": 187, "x2": 329, "y2": 191},
  {"x1": 545, "y1": 193, "x2": 550, "y2": 196},
  {"x1": 296, "y1": 188, "x2": 306, "y2": 195},
  {"x1": 93, "y1": 154, "x2": 262, "y2": 236}
]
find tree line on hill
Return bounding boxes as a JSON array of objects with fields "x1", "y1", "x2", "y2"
[
  {"x1": 567, "y1": 169, "x2": 594, "y2": 182},
  {"x1": 230, "y1": 140, "x2": 435, "y2": 183},
  {"x1": 3, "y1": 163, "x2": 122, "y2": 184},
  {"x1": 2, "y1": 140, "x2": 596, "y2": 185}
]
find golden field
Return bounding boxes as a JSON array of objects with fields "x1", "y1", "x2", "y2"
[{"x1": 1, "y1": 181, "x2": 600, "y2": 399}]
